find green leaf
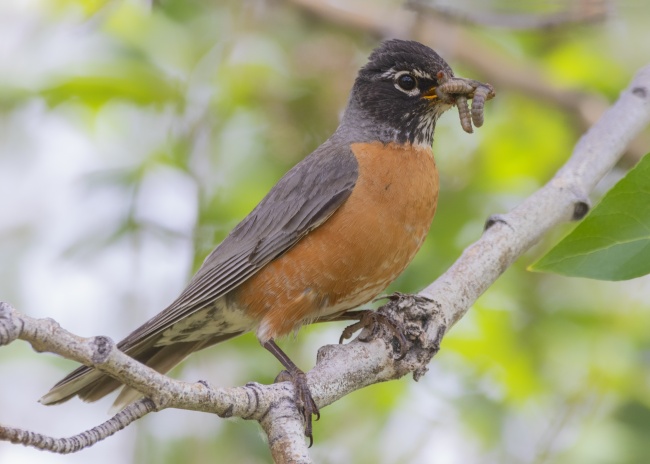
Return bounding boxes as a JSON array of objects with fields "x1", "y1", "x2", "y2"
[{"x1": 531, "y1": 153, "x2": 650, "y2": 281}]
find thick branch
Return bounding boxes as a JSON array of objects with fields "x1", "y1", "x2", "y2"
[
  {"x1": 258, "y1": 390, "x2": 312, "y2": 464},
  {"x1": 1, "y1": 66, "x2": 649, "y2": 462}
]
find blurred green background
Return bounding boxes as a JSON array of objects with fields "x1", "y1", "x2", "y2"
[{"x1": 1, "y1": 1, "x2": 649, "y2": 463}]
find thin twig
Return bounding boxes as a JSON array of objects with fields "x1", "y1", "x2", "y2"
[{"x1": 0, "y1": 399, "x2": 156, "y2": 454}]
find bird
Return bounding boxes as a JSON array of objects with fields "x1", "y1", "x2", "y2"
[{"x1": 40, "y1": 39, "x2": 493, "y2": 443}]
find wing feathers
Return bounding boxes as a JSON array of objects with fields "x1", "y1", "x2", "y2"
[{"x1": 112, "y1": 142, "x2": 359, "y2": 352}]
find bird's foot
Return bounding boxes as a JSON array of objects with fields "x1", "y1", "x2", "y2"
[
  {"x1": 339, "y1": 309, "x2": 409, "y2": 359},
  {"x1": 263, "y1": 339, "x2": 320, "y2": 446},
  {"x1": 275, "y1": 368, "x2": 320, "y2": 447}
]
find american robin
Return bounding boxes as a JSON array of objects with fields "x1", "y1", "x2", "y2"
[{"x1": 40, "y1": 39, "x2": 493, "y2": 443}]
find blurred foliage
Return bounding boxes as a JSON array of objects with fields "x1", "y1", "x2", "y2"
[{"x1": 1, "y1": 1, "x2": 650, "y2": 463}]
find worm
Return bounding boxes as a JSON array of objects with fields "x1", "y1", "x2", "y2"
[
  {"x1": 436, "y1": 77, "x2": 495, "y2": 133},
  {"x1": 471, "y1": 85, "x2": 493, "y2": 128},
  {"x1": 437, "y1": 80, "x2": 474, "y2": 96},
  {"x1": 456, "y1": 96, "x2": 473, "y2": 133}
]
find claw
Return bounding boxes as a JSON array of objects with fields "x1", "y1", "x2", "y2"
[
  {"x1": 292, "y1": 371, "x2": 319, "y2": 446},
  {"x1": 339, "y1": 310, "x2": 409, "y2": 359},
  {"x1": 275, "y1": 369, "x2": 320, "y2": 446},
  {"x1": 264, "y1": 339, "x2": 320, "y2": 446}
]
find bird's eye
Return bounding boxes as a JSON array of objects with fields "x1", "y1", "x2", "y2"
[{"x1": 397, "y1": 74, "x2": 417, "y2": 91}]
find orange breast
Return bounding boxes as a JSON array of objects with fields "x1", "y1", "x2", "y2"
[{"x1": 233, "y1": 141, "x2": 439, "y2": 342}]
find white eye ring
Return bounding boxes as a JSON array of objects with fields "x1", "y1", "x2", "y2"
[{"x1": 394, "y1": 71, "x2": 420, "y2": 97}]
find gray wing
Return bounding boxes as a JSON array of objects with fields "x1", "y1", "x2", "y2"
[{"x1": 117, "y1": 139, "x2": 359, "y2": 352}]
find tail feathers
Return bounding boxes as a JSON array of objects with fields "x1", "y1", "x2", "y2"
[
  {"x1": 39, "y1": 367, "x2": 108, "y2": 406},
  {"x1": 40, "y1": 332, "x2": 243, "y2": 409},
  {"x1": 39, "y1": 341, "x2": 165, "y2": 406}
]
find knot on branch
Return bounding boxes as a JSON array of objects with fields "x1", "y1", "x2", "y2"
[
  {"x1": 572, "y1": 200, "x2": 590, "y2": 220},
  {"x1": 484, "y1": 214, "x2": 512, "y2": 231},
  {"x1": 91, "y1": 336, "x2": 114, "y2": 364},
  {"x1": 378, "y1": 293, "x2": 445, "y2": 380},
  {"x1": 0, "y1": 302, "x2": 21, "y2": 346}
]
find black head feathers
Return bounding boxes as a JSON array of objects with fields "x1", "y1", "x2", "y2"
[
  {"x1": 343, "y1": 39, "x2": 456, "y2": 146},
  {"x1": 360, "y1": 39, "x2": 453, "y2": 80}
]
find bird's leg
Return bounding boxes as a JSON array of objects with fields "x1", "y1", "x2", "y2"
[
  {"x1": 262, "y1": 339, "x2": 320, "y2": 446},
  {"x1": 335, "y1": 309, "x2": 408, "y2": 359}
]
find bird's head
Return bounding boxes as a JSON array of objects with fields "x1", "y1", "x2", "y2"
[{"x1": 341, "y1": 39, "x2": 489, "y2": 147}]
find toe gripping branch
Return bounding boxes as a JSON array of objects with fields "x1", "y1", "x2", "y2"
[
  {"x1": 435, "y1": 71, "x2": 496, "y2": 134},
  {"x1": 338, "y1": 292, "x2": 446, "y2": 379},
  {"x1": 338, "y1": 309, "x2": 409, "y2": 360},
  {"x1": 263, "y1": 339, "x2": 320, "y2": 447}
]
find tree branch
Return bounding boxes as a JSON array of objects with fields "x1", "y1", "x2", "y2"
[
  {"x1": 421, "y1": 66, "x2": 650, "y2": 331},
  {"x1": 406, "y1": 0, "x2": 609, "y2": 30},
  {"x1": 0, "y1": 398, "x2": 156, "y2": 453},
  {"x1": 1, "y1": 64, "x2": 649, "y2": 462}
]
